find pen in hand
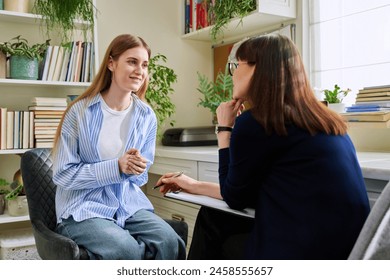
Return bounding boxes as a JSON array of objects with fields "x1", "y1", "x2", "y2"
[{"x1": 153, "y1": 171, "x2": 183, "y2": 189}]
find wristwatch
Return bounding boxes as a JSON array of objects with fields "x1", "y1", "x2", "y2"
[{"x1": 215, "y1": 126, "x2": 233, "y2": 134}]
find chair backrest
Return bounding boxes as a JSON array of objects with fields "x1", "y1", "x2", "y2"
[
  {"x1": 21, "y1": 148, "x2": 57, "y2": 230},
  {"x1": 348, "y1": 180, "x2": 390, "y2": 259}
]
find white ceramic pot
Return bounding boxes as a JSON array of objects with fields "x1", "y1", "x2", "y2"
[
  {"x1": 4, "y1": 0, "x2": 29, "y2": 13},
  {"x1": 328, "y1": 103, "x2": 345, "y2": 113},
  {"x1": 7, "y1": 195, "x2": 29, "y2": 216}
]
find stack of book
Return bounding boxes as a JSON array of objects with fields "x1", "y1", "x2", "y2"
[
  {"x1": 342, "y1": 104, "x2": 390, "y2": 129},
  {"x1": 355, "y1": 85, "x2": 390, "y2": 107},
  {"x1": 29, "y1": 97, "x2": 67, "y2": 148}
]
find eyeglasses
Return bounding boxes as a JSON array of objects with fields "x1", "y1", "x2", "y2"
[{"x1": 228, "y1": 61, "x2": 255, "y2": 76}]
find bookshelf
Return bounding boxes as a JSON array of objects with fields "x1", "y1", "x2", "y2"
[
  {"x1": 0, "y1": 1, "x2": 98, "y2": 225},
  {"x1": 182, "y1": 0, "x2": 297, "y2": 43}
]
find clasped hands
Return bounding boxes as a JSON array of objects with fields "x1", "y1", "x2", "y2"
[{"x1": 119, "y1": 148, "x2": 148, "y2": 175}]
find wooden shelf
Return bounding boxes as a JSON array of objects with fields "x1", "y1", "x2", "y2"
[
  {"x1": 0, "y1": 78, "x2": 91, "y2": 88},
  {"x1": 0, "y1": 9, "x2": 91, "y2": 29},
  {"x1": 0, "y1": 210, "x2": 29, "y2": 224},
  {"x1": 0, "y1": 149, "x2": 29, "y2": 155},
  {"x1": 182, "y1": 0, "x2": 296, "y2": 43}
]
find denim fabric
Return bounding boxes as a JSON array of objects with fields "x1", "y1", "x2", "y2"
[{"x1": 56, "y1": 209, "x2": 186, "y2": 260}]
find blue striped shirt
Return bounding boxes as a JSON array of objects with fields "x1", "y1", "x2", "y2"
[{"x1": 53, "y1": 93, "x2": 156, "y2": 227}]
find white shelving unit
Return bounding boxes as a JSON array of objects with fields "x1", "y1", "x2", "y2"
[
  {"x1": 0, "y1": 2, "x2": 98, "y2": 225},
  {"x1": 182, "y1": 0, "x2": 296, "y2": 43}
]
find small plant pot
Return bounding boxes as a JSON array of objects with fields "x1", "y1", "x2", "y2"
[
  {"x1": 7, "y1": 195, "x2": 29, "y2": 216},
  {"x1": 10, "y1": 55, "x2": 39, "y2": 80},
  {"x1": 328, "y1": 103, "x2": 345, "y2": 114},
  {"x1": 4, "y1": 0, "x2": 29, "y2": 13}
]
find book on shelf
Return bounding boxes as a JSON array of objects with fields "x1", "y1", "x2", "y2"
[
  {"x1": 356, "y1": 91, "x2": 390, "y2": 97},
  {"x1": 354, "y1": 100, "x2": 390, "y2": 107},
  {"x1": 33, "y1": 110, "x2": 64, "y2": 115},
  {"x1": 13, "y1": 111, "x2": 20, "y2": 149},
  {"x1": 358, "y1": 85, "x2": 390, "y2": 94},
  {"x1": 59, "y1": 47, "x2": 71, "y2": 82},
  {"x1": 52, "y1": 46, "x2": 65, "y2": 81},
  {"x1": 34, "y1": 129, "x2": 57, "y2": 135},
  {"x1": 41, "y1": 46, "x2": 53, "y2": 81},
  {"x1": 6, "y1": 111, "x2": 14, "y2": 149},
  {"x1": 355, "y1": 96, "x2": 390, "y2": 102},
  {"x1": 348, "y1": 119, "x2": 390, "y2": 129},
  {"x1": 31, "y1": 97, "x2": 67, "y2": 106},
  {"x1": 89, "y1": 42, "x2": 95, "y2": 82},
  {"x1": 341, "y1": 111, "x2": 390, "y2": 122},
  {"x1": 0, "y1": 107, "x2": 7, "y2": 150},
  {"x1": 29, "y1": 106, "x2": 67, "y2": 111},
  {"x1": 34, "y1": 114, "x2": 63, "y2": 119},
  {"x1": 47, "y1": 45, "x2": 60, "y2": 81},
  {"x1": 35, "y1": 141, "x2": 54, "y2": 148},
  {"x1": 34, "y1": 118, "x2": 61, "y2": 123},
  {"x1": 29, "y1": 111, "x2": 34, "y2": 148},
  {"x1": 22, "y1": 111, "x2": 30, "y2": 149},
  {"x1": 35, "y1": 134, "x2": 55, "y2": 139},
  {"x1": 66, "y1": 41, "x2": 77, "y2": 82},
  {"x1": 72, "y1": 41, "x2": 83, "y2": 82}
]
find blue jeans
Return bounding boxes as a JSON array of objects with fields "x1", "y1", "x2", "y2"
[{"x1": 56, "y1": 209, "x2": 186, "y2": 260}]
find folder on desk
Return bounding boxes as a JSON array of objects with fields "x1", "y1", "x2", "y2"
[{"x1": 165, "y1": 192, "x2": 255, "y2": 218}]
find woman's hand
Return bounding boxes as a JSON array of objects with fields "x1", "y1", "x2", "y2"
[
  {"x1": 118, "y1": 148, "x2": 148, "y2": 175},
  {"x1": 216, "y1": 99, "x2": 244, "y2": 127},
  {"x1": 155, "y1": 173, "x2": 198, "y2": 195}
]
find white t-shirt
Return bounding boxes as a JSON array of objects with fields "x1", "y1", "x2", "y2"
[{"x1": 98, "y1": 97, "x2": 133, "y2": 160}]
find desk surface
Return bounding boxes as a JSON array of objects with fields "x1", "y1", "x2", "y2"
[{"x1": 155, "y1": 145, "x2": 390, "y2": 181}]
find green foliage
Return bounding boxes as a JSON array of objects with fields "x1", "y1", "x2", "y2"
[
  {"x1": 0, "y1": 178, "x2": 24, "y2": 200},
  {"x1": 0, "y1": 35, "x2": 50, "y2": 60},
  {"x1": 323, "y1": 84, "x2": 351, "y2": 104},
  {"x1": 146, "y1": 54, "x2": 177, "y2": 134},
  {"x1": 197, "y1": 67, "x2": 233, "y2": 115},
  {"x1": 208, "y1": 0, "x2": 257, "y2": 41},
  {"x1": 33, "y1": 0, "x2": 97, "y2": 43}
]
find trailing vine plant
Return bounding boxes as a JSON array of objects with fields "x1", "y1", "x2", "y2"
[
  {"x1": 208, "y1": 0, "x2": 257, "y2": 41},
  {"x1": 33, "y1": 0, "x2": 97, "y2": 44}
]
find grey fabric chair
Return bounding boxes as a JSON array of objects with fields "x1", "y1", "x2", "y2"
[
  {"x1": 21, "y1": 148, "x2": 188, "y2": 260},
  {"x1": 348, "y1": 180, "x2": 390, "y2": 259}
]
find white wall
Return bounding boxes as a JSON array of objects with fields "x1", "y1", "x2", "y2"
[{"x1": 95, "y1": 0, "x2": 215, "y2": 137}]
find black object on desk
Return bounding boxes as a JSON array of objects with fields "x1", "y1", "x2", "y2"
[{"x1": 162, "y1": 126, "x2": 217, "y2": 146}]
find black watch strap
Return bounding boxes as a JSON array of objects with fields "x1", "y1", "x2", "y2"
[{"x1": 216, "y1": 126, "x2": 233, "y2": 134}]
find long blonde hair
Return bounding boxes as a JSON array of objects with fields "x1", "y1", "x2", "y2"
[{"x1": 53, "y1": 34, "x2": 151, "y2": 151}]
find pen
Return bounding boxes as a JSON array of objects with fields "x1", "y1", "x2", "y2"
[{"x1": 153, "y1": 171, "x2": 183, "y2": 189}]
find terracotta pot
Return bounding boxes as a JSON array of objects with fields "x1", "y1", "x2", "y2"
[{"x1": 4, "y1": 0, "x2": 29, "y2": 13}]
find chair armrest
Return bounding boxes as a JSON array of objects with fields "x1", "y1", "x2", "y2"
[{"x1": 31, "y1": 220, "x2": 82, "y2": 260}]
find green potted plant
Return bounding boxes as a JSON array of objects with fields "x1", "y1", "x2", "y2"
[
  {"x1": 208, "y1": 0, "x2": 257, "y2": 41},
  {"x1": 322, "y1": 84, "x2": 351, "y2": 113},
  {"x1": 0, "y1": 171, "x2": 28, "y2": 216},
  {"x1": 197, "y1": 67, "x2": 233, "y2": 123},
  {"x1": 0, "y1": 35, "x2": 50, "y2": 80},
  {"x1": 32, "y1": 0, "x2": 97, "y2": 44},
  {"x1": 0, "y1": 178, "x2": 10, "y2": 215},
  {"x1": 146, "y1": 53, "x2": 177, "y2": 135}
]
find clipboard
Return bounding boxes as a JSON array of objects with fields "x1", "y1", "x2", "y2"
[{"x1": 165, "y1": 192, "x2": 255, "y2": 218}]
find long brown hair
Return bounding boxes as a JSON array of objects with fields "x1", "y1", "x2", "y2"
[
  {"x1": 236, "y1": 34, "x2": 347, "y2": 136},
  {"x1": 53, "y1": 34, "x2": 151, "y2": 150}
]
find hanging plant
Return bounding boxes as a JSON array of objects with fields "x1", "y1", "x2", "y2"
[
  {"x1": 208, "y1": 0, "x2": 257, "y2": 41},
  {"x1": 146, "y1": 54, "x2": 177, "y2": 135},
  {"x1": 32, "y1": 0, "x2": 97, "y2": 43}
]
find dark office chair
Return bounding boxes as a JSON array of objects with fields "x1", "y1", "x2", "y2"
[
  {"x1": 21, "y1": 148, "x2": 188, "y2": 260},
  {"x1": 348, "y1": 180, "x2": 390, "y2": 259}
]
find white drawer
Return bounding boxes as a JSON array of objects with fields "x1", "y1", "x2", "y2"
[
  {"x1": 149, "y1": 157, "x2": 197, "y2": 178},
  {"x1": 198, "y1": 161, "x2": 219, "y2": 183}
]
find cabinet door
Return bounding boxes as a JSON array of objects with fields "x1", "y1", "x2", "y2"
[
  {"x1": 149, "y1": 156, "x2": 197, "y2": 177},
  {"x1": 198, "y1": 161, "x2": 218, "y2": 183}
]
